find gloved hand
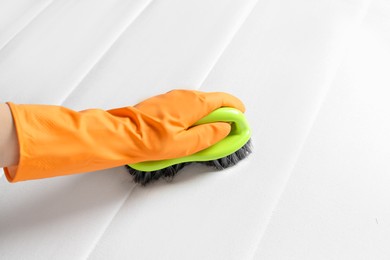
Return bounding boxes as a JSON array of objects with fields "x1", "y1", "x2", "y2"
[{"x1": 4, "y1": 89, "x2": 245, "y2": 182}]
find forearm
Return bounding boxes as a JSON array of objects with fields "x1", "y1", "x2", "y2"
[
  {"x1": 0, "y1": 90, "x2": 244, "y2": 183},
  {"x1": 0, "y1": 103, "x2": 20, "y2": 169}
]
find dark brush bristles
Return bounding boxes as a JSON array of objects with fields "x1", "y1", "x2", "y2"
[
  {"x1": 126, "y1": 139, "x2": 252, "y2": 186},
  {"x1": 125, "y1": 162, "x2": 190, "y2": 186},
  {"x1": 202, "y1": 139, "x2": 252, "y2": 170}
]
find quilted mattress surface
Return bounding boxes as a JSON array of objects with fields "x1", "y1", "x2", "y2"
[{"x1": 1, "y1": 0, "x2": 390, "y2": 259}]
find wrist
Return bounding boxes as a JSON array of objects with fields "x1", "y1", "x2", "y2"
[{"x1": 0, "y1": 103, "x2": 20, "y2": 170}]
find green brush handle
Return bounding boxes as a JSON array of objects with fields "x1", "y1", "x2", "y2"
[{"x1": 128, "y1": 107, "x2": 252, "y2": 171}]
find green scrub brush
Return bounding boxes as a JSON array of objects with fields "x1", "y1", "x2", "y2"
[{"x1": 125, "y1": 107, "x2": 252, "y2": 185}]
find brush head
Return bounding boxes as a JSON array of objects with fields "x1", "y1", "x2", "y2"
[
  {"x1": 126, "y1": 139, "x2": 252, "y2": 186},
  {"x1": 125, "y1": 107, "x2": 252, "y2": 186},
  {"x1": 202, "y1": 138, "x2": 252, "y2": 170}
]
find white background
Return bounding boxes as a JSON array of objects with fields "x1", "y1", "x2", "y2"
[{"x1": 0, "y1": 0, "x2": 389, "y2": 259}]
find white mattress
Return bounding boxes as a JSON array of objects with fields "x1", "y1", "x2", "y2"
[{"x1": 1, "y1": 0, "x2": 388, "y2": 259}]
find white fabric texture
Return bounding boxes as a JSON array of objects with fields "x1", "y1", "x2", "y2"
[
  {"x1": 255, "y1": 0, "x2": 390, "y2": 258},
  {"x1": 0, "y1": 0, "x2": 387, "y2": 259}
]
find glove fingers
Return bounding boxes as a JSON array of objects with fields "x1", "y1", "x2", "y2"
[
  {"x1": 197, "y1": 91, "x2": 246, "y2": 113},
  {"x1": 179, "y1": 90, "x2": 245, "y2": 127},
  {"x1": 134, "y1": 90, "x2": 245, "y2": 121},
  {"x1": 176, "y1": 122, "x2": 231, "y2": 156},
  {"x1": 167, "y1": 89, "x2": 246, "y2": 114}
]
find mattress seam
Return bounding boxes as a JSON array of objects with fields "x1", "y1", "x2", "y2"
[
  {"x1": 58, "y1": 0, "x2": 155, "y2": 106},
  {"x1": 248, "y1": 1, "x2": 374, "y2": 258},
  {"x1": 84, "y1": 184, "x2": 138, "y2": 260},
  {"x1": 0, "y1": 0, "x2": 55, "y2": 53},
  {"x1": 197, "y1": 0, "x2": 260, "y2": 88}
]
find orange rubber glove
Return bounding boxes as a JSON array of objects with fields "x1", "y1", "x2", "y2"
[{"x1": 4, "y1": 89, "x2": 245, "y2": 182}]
